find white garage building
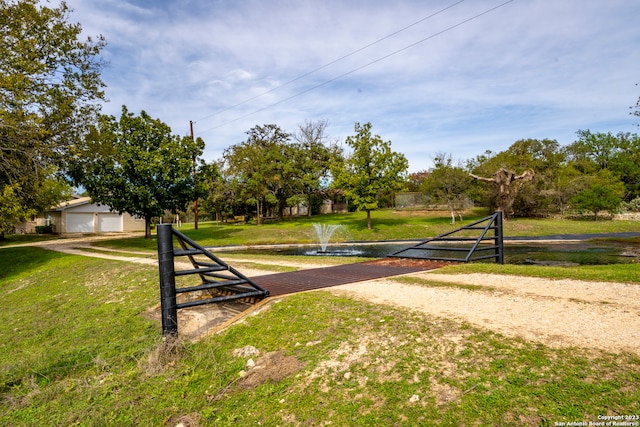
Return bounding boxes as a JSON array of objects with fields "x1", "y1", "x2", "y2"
[{"x1": 48, "y1": 197, "x2": 145, "y2": 234}]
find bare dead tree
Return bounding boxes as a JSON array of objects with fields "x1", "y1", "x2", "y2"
[{"x1": 469, "y1": 167, "x2": 534, "y2": 220}]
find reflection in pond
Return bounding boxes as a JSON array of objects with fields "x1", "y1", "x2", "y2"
[
  {"x1": 505, "y1": 241, "x2": 637, "y2": 266},
  {"x1": 221, "y1": 240, "x2": 640, "y2": 266}
]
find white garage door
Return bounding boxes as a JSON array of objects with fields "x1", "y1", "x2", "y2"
[
  {"x1": 97, "y1": 213, "x2": 123, "y2": 232},
  {"x1": 66, "y1": 213, "x2": 94, "y2": 233}
]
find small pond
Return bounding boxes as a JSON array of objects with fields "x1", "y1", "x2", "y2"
[{"x1": 218, "y1": 239, "x2": 640, "y2": 266}]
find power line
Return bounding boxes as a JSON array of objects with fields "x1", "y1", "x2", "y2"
[
  {"x1": 198, "y1": 0, "x2": 515, "y2": 134},
  {"x1": 194, "y1": 0, "x2": 465, "y2": 124}
]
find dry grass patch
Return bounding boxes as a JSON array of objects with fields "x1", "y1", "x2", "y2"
[
  {"x1": 141, "y1": 335, "x2": 186, "y2": 375},
  {"x1": 235, "y1": 350, "x2": 305, "y2": 390}
]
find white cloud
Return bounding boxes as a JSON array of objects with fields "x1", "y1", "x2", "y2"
[{"x1": 67, "y1": 0, "x2": 640, "y2": 172}]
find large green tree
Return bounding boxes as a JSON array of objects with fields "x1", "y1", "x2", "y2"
[
  {"x1": 69, "y1": 106, "x2": 204, "y2": 238},
  {"x1": 199, "y1": 161, "x2": 233, "y2": 222},
  {"x1": 424, "y1": 153, "x2": 471, "y2": 224},
  {"x1": 570, "y1": 169, "x2": 625, "y2": 220},
  {"x1": 407, "y1": 170, "x2": 430, "y2": 192},
  {"x1": 606, "y1": 133, "x2": 640, "y2": 200},
  {"x1": 0, "y1": 184, "x2": 34, "y2": 237},
  {"x1": 468, "y1": 139, "x2": 567, "y2": 217},
  {"x1": 506, "y1": 138, "x2": 565, "y2": 217},
  {"x1": 548, "y1": 164, "x2": 584, "y2": 216},
  {"x1": 293, "y1": 119, "x2": 341, "y2": 217},
  {"x1": 331, "y1": 122, "x2": 408, "y2": 230},
  {"x1": 565, "y1": 130, "x2": 640, "y2": 201},
  {"x1": 223, "y1": 124, "x2": 295, "y2": 224},
  {"x1": 0, "y1": 172, "x2": 71, "y2": 238},
  {"x1": 0, "y1": 0, "x2": 105, "y2": 235},
  {"x1": 565, "y1": 130, "x2": 624, "y2": 173}
]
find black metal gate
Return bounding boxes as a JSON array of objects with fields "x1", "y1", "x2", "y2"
[
  {"x1": 157, "y1": 224, "x2": 269, "y2": 336},
  {"x1": 388, "y1": 211, "x2": 504, "y2": 264}
]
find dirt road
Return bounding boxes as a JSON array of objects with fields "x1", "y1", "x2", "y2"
[{"x1": 330, "y1": 272, "x2": 640, "y2": 355}]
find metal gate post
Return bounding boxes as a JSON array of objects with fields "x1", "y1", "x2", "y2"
[
  {"x1": 495, "y1": 211, "x2": 504, "y2": 264},
  {"x1": 157, "y1": 224, "x2": 178, "y2": 336}
]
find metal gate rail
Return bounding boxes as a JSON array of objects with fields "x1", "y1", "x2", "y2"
[
  {"x1": 388, "y1": 211, "x2": 504, "y2": 264},
  {"x1": 157, "y1": 223, "x2": 269, "y2": 335}
]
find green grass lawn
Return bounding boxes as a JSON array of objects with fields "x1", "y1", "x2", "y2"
[
  {"x1": 1, "y1": 246, "x2": 639, "y2": 425},
  {"x1": 2, "y1": 211, "x2": 640, "y2": 424},
  {"x1": 66, "y1": 208, "x2": 640, "y2": 253},
  {"x1": 3, "y1": 209, "x2": 640, "y2": 251}
]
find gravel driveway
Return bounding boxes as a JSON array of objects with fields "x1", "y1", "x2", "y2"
[
  {"x1": 331, "y1": 272, "x2": 640, "y2": 355},
  {"x1": 19, "y1": 235, "x2": 640, "y2": 353}
]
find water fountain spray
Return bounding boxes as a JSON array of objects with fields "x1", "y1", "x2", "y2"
[{"x1": 312, "y1": 223, "x2": 344, "y2": 253}]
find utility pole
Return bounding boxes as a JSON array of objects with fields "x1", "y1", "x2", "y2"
[{"x1": 190, "y1": 120, "x2": 198, "y2": 230}]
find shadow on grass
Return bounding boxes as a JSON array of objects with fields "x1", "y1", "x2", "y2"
[
  {"x1": 0, "y1": 233, "x2": 59, "y2": 247},
  {"x1": 0, "y1": 246, "x2": 68, "y2": 282}
]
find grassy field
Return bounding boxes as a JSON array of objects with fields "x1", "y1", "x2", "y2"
[
  {"x1": 1, "y1": 210, "x2": 640, "y2": 425},
  {"x1": 2, "y1": 208, "x2": 633, "y2": 252},
  {"x1": 2, "y1": 208, "x2": 640, "y2": 252},
  {"x1": 1, "y1": 247, "x2": 639, "y2": 426}
]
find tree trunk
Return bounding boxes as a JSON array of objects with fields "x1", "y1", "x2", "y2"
[
  {"x1": 277, "y1": 202, "x2": 284, "y2": 221},
  {"x1": 469, "y1": 168, "x2": 534, "y2": 221},
  {"x1": 256, "y1": 199, "x2": 262, "y2": 225},
  {"x1": 144, "y1": 215, "x2": 152, "y2": 239},
  {"x1": 366, "y1": 210, "x2": 372, "y2": 230},
  {"x1": 449, "y1": 205, "x2": 456, "y2": 224}
]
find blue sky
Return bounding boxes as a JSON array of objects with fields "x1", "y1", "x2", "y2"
[{"x1": 66, "y1": 0, "x2": 640, "y2": 173}]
